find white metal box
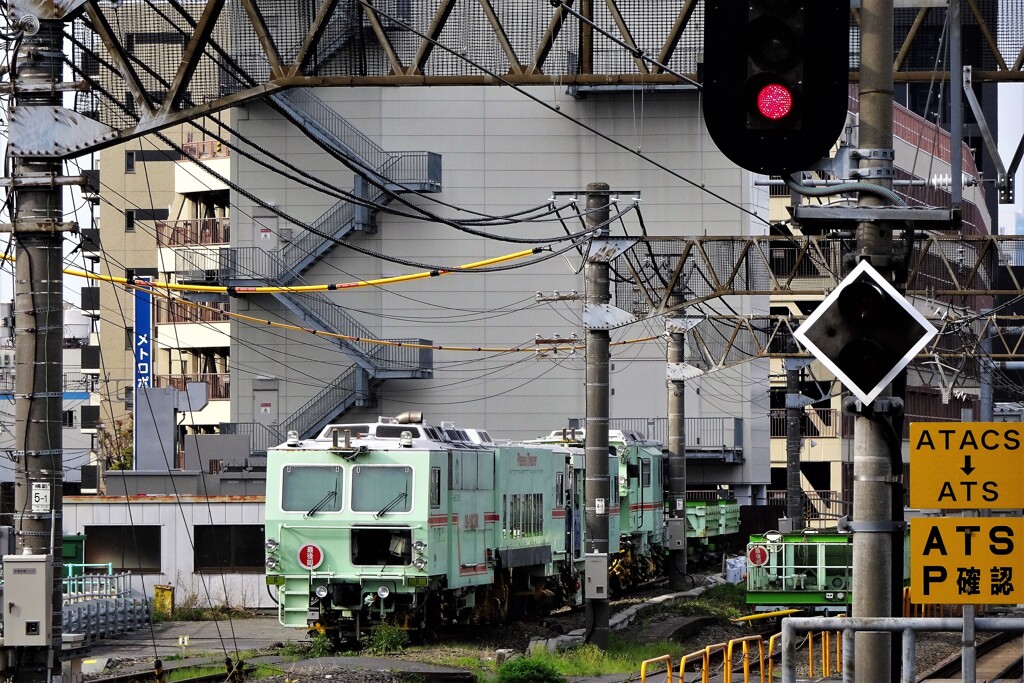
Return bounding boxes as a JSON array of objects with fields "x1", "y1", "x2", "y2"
[{"x1": 2, "y1": 554, "x2": 53, "y2": 646}]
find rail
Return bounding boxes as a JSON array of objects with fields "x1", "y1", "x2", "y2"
[
  {"x1": 769, "y1": 408, "x2": 840, "y2": 439},
  {"x1": 157, "y1": 218, "x2": 230, "y2": 247},
  {"x1": 220, "y1": 421, "x2": 283, "y2": 455},
  {"x1": 765, "y1": 489, "x2": 849, "y2": 524},
  {"x1": 679, "y1": 642, "x2": 727, "y2": 683},
  {"x1": 0, "y1": 372, "x2": 93, "y2": 394},
  {"x1": 180, "y1": 139, "x2": 229, "y2": 161},
  {"x1": 583, "y1": 416, "x2": 744, "y2": 452},
  {"x1": 156, "y1": 298, "x2": 230, "y2": 324},
  {"x1": 153, "y1": 373, "x2": 229, "y2": 400},
  {"x1": 64, "y1": 562, "x2": 112, "y2": 578},
  {"x1": 62, "y1": 571, "x2": 136, "y2": 604},
  {"x1": 780, "y1": 615, "x2": 1024, "y2": 683},
  {"x1": 640, "y1": 654, "x2": 674, "y2": 682}
]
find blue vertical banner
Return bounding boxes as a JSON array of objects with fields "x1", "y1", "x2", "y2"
[
  {"x1": 133, "y1": 277, "x2": 153, "y2": 467},
  {"x1": 133, "y1": 277, "x2": 153, "y2": 391}
]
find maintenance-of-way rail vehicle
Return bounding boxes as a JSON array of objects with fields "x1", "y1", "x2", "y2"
[{"x1": 262, "y1": 413, "x2": 739, "y2": 643}]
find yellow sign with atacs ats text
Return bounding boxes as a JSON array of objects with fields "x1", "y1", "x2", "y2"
[
  {"x1": 910, "y1": 517, "x2": 1023, "y2": 604},
  {"x1": 909, "y1": 423, "x2": 1024, "y2": 509}
]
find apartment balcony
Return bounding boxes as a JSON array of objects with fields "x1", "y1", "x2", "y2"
[
  {"x1": 181, "y1": 140, "x2": 229, "y2": 161},
  {"x1": 153, "y1": 373, "x2": 230, "y2": 400},
  {"x1": 156, "y1": 218, "x2": 230, "y2": 248},
  {"x1": 769, "y1": 408, "x2": 841, "y2": 439},
  {"x1": 0, "y1": 372, "x2": 94, "y2": 397},
  {"x1": 176, "y1": 142, "x2": 230, "y2": 193},
  {"x1": 769, "y1": 407, "x2": 843, "y2": 465},
  {"x1": 155, "y1": 299, "x2": 230, "y2": 325}
]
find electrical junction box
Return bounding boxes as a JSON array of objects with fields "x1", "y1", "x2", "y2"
[
  {"x1": 2, "y1": 554, "x2": 53, "y2": 646},
  {"x1": 665, "y1": 518, "x2": 687, "y2": 549},
  {"x1": 584, "y1": 553, "x2": 608, "y2": 599}
]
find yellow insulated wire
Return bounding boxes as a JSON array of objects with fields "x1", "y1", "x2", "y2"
[
  {"x1": 143, "y1": 286, "x2": 662, "y2": 354},
  {"x1": 5, "y1": 247, "x2": 662, "y2": 354},
  {"x1": 58, "y1": 247, "x2": 544, "y2": 294}
]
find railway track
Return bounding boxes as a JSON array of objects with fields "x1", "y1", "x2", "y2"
[
  {"x1": 918, "y1": 631, "x2": 1024, "y2": 682},
  {"x1": 87, "y1": 660, "x2": 251, "y2": 683}
]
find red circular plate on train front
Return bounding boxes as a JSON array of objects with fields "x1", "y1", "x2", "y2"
[
  {"x1": 298, "y1": 544, "x2": 324, "y2": 570},
  {"x1": 748, "y1": 545, "x2": 770, "y2": 567}
]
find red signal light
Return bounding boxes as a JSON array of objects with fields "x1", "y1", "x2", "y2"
[{"x1": 756, "y1": 83, "x2": 793, "y2": 120}]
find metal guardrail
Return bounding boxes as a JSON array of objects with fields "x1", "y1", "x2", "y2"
[
  {"x1": 769, "y1": 408, "x2": 841, "y2": 439},
  {"x1": 582, "y1": 416, "x2": 744, "y2": 452},
  {"x1": 157, "y1": 218, "x2": 230, "y2": 247},
  {"x1": 279, "y1": 366, "x2": 360, "y2": 438},
  {"x1": 220, "y1": 421, "x2": 284, "y2": 455},
  {"x1": 0, "y1": 372, "x2": 93, "y2": 394},
  {"x1": 1, "y1": 569, "x2": 151, "y2": 644},
  {"x1": 154, "y1": 373, "x2": 229, "y2": 400},
  {"x1": 780, "y1": 616, "x2": 1024, "y2": 683},
  {"x1": 766, "y1": 489, "x2": 850, "y2": 524}
]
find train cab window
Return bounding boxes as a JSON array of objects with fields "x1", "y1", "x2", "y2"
[
  {"x1": 430, "y1": 467, "x2": 441, "y2": 508},
  {"x1": 377, "y1": 425, "x2": 421, "y2": 438},
  {"x1": 351, "y1": 465, "x2": 412, "y2": 514},
  {"x1": 612, "y1": 476, "x2": 620, "y2": 507},
  {"x1": 640, "y1": 459, "x2": 651, "y2": 487},
  {"x1": 555, "y1": 472, "x2": 565, "y2": 507},
  {"x1": 352, "y1": 528, "x2": 412, "y2": 566},
  {"x1": 282, "y1": 466, "x2": 343, "y2": 513}
]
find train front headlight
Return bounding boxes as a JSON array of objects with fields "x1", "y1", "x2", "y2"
[
  {"x1": 265, "y1": 557, "x2": 279, "y2": 570},
  {"x1": 265, "y1": 538, "x2": 279, "y2": 552},
  {"x1": 315, "y1": 585, "x2": 329, "y2": 599},
  {"x1": 412, "y1": 540, "x2": 427, "y2": 554},
  {"x1": 412, "y1": 558, "x2": 427, "y2": 571},
  {"x1": 377, "y1": 586, "x2": 390, "y2": 599}
]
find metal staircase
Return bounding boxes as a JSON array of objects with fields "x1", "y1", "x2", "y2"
[{"x1": 223, "y1": 88, "x2": 440, "y2": 435}]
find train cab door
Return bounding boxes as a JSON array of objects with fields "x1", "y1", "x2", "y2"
[{"x1": 448, "y1": 450, "x2": 492, "y2": 584}]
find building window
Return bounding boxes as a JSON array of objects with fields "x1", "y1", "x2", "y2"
[
  {"x1": 125, "y1": 209, "x2": 136, "y2": 232},
  {"x1": 62, "y1": 410, "x2": 75, "y2": 428},
  {"x1": 125, "y1": 151, "x2": 136, "y2": 173},
  {"x1": 125, "y1": 326, "x2": 133, "y2": 350},
  {"x1": 84, "y1": 525, "x2": 161, "y2": 572},
  {"x1": 194, "y1": 525, "x2": 265, "y2": 572}
]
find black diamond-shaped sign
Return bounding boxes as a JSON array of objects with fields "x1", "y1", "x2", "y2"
[{"x1": 794, "y1": 261, "x2": 937, "y2": 404}]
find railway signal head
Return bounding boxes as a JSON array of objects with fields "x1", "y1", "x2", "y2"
[
  {"x1": 702, "y1": 0, "x2": 852, "y2": 176},
  {"x1": 793, "y1": 261, "x2": 938, "y2": 405}
]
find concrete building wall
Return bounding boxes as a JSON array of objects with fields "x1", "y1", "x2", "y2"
[
  {"x1": 96, "y1": 130, "x2": 183, "y2": 426},
  {"x1": 229, "y1": 87, "x2": 771, "y2": 469}
]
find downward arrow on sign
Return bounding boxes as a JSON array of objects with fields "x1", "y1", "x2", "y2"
[{"x1": 962, "y1": 455, "x2": 975, "y2": 475}]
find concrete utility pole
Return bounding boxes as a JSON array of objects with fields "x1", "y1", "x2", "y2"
[
  {"x1": 583, "y1": 182, "x2": 611, "y2": 649},
  {"x1": 665, "y1": 305, "x2": 688, "y2": 590},
  {"x1": 784, "y1": 355, "x2": 807, "y2": 524},
  {"x1": 851, "y1": 0, "x2": 896, "y2": 679},
  {"x1": 8, "y1": 11, "x2": 67, "y2": 683}
]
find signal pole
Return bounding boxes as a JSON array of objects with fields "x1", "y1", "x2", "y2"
[
  {"x1": 7, "y1": 8, "x2": 68, "y2": 683},
  {"x1": 851, "y1": 0, "x2": 897, "y2": 680},
  {"x1": 666, "y1": 309, "x2": 687, "y2": 589},
  {"x1": 583, "y1": 182, "x2": 611, "y2": 649}
]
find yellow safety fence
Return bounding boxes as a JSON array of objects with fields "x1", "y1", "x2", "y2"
[
  {"x1": 639, "y1": 626, "x2": 847, "y2": 683},
  {"x1": 902, "y1": 586, "x2": 976, "y2": 618}
]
